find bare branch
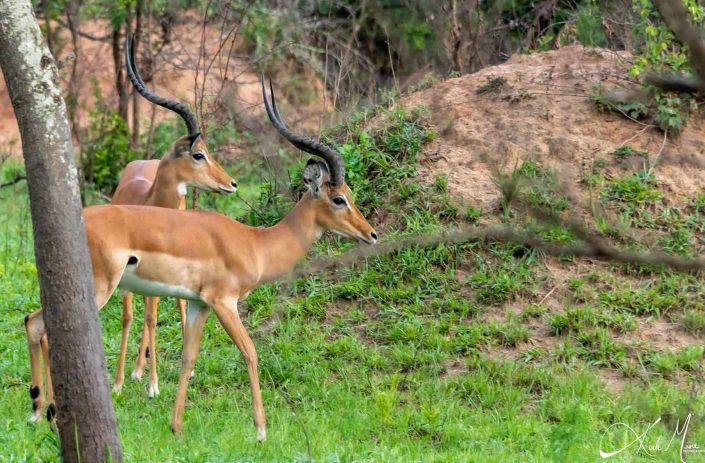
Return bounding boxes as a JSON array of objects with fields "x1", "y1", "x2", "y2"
[
  {"x1": 288, "y1": 223, "x2": 705, "y2": 284},
  {"x1": 55, "y1": 18, "x2": 111, "y2": 42},
  {"x1": 645, "y1": 71, "x2": 705, "y2": 93},
  {"x1": 0, "y1": 175, "x2": 26, "y2": 188}
]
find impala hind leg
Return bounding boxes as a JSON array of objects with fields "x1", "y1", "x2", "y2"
[
  {"x1": 40, "y1": 334, "x2": 56, "y2": 423},
  {"x1": 178, "y1": 299, "x2": 187, "y2": 340},
  {"x1": 114, "y1": 292, "x2": 134, "y2": 392},
  {"x1": 145, "y1": 296, "x2": 160, "y2": 397},
  {"x1": 213, "y1": 299, "x2": 266, "y2": 442},
  {"x1": 172, "y1": 301, "x2": 209, "y2": 434},
  {"x1": 25, "y1": 311, "x2": 46, "y2": 423},
  {"x1": 177, "y1": 298, "x2": 195, "y2": 379}
]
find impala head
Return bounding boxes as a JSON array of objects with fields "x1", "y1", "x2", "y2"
[
  {"x1": 262, "y1": 75, "x2": 377, "y2": 244},
  {"x1": 125, "y1": 36, "x2": 237, "y2": 195},
  {"x1": 161, "y1": 134, "x2": 237, "y2": 195}
]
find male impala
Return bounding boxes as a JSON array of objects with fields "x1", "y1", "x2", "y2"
[
  {"x1": 111, "y1": 37, "x2": 237, "y2": 397},
  {"x1": 24, "y1": 75, "x2": 377, "y2": 440}
]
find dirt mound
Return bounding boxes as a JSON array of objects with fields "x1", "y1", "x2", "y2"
[{"x1": 402, "y1": 45, "x2": 705, "y2": 211}]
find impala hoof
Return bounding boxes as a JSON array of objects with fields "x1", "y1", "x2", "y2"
[
  {"x1": 46, "y1": 403, "x2": 57, "y2": 422},
  {"x1": 131, "y1": 370, "x2": 143, "y2": 381},
  {"x1": 148, "y1": 382, "x2": 160, "y2": 398},
  {"x1": 112, "y1": 383, "x2": 123, "y2": 394},
  {"x1": 257, "y1": 428, "x2": 267, "y2": 443},
  {"x1": 28, "y1": 410, "x2": 42, "y2": 424}
]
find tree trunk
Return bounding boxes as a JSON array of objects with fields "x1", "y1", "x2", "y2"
[
  {"x1": 40, "y1": 0, "x2": 53, "y2": 56},
  {"x1": 131, "y1": 0, "x2": 143, "y2": 148},
  {"x1": 65, "y1": 0, "x2": 84, "y2": 197},
  {"x1": 113, "y1": 25, "x2": 129, "y2": 123},
  {"x1": 65, "y1": 0, "x2": 81, "y2": 139},
  {"x1": 0, "y1": 2, "x2": 122, "y2": 462}
]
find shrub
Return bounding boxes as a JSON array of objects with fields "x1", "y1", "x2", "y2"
[{"x1": 82, "y1": 111, "x2": 138, "y2": 194}]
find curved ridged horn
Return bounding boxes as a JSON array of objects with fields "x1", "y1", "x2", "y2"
[
  {"x1": 261, "y1": 74, "x2": 345, "y2": 186},
  {"x1": 124, "y1": 35, "x2": 200, "y2": 137}
]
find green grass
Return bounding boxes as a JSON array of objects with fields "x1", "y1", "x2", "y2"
[
  {"x1": 602, "y1": 172, "x2": 661, "y2": 204},
  {"x1": 612, "y1": 146, "x2": 649, "y2": 159},
  {"x1": 3, "y1": 106, "x2": 705, "y2": 462}
]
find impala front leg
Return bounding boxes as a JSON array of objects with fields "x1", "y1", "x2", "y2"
[
  {"x1": 132, "y1": 296, "x2": 153, "y2": 381},
  {"x1": 114, "y1": 292, "x2": 134, "y2": 392},
  {"x1": 172, "y1": 301, "x2": 209, "y2": 434},
  {"x1": 213, "y1": 299, "x2": 266, "y2": 442},
  {"x1": 145, "y1": 296, "x2": 160, "y2": 397}
]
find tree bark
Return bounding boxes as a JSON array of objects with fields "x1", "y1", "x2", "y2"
[
  {"x1": 0, "y1": 2, "x2": 122, "y2": 462},
  {"x1": 113, "y1": 25, "x2": 129, "y2": 123},
  {"x1": 131, "y1": 0, "x2": 143, "y2": 149},
  {"x1": 65, "y1": 0, "x2": 82, "y2": 140},
  {"x1": 65, "y1": 0, "x2": 84, "y2": 198}
]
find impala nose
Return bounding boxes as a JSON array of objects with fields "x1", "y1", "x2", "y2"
[
  {"x1": 231, "y1": 181, "x2": 238, "y2": 189},
  {"x1": 371, "y1": 231, "x2": 378, "y2": 241}
]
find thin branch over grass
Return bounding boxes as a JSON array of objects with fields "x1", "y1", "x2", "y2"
[{"x1": 288, "y1": 220, "x2": 705, "y2": 284}]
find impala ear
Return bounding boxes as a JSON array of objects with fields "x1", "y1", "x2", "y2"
[
  {"x1": 188, "y1": 133, "x2": 201, "y2": 148},
  {"x1": 172, "y1": 138, "x2": 191, "y2": 157},
  {"x1": 303, "y1": 159, "x2": 325, "y2": 197}
]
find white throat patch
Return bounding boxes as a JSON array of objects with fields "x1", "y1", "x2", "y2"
[{"x1": 177, "y1": 182, "x2": 188, "y2": 197}]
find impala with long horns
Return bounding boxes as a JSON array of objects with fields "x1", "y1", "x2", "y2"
[
  {"x1": 24, "y1": 75, "x2": 377, "y2": 440},
  {"x1": 109, "y1": 37, "x2": 236, "y2": 398}
]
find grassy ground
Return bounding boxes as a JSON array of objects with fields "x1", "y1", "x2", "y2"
[{"x1": 1, "y1": 107, "x2": 705, "y2": 462}]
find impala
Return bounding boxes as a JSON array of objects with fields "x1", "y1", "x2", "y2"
[
  {"x1": 24, "y1": 75, "x2": 377, "y2": 440},
  {"x1": 110, "y1": 37, "x2": 237, "y2": 397}
]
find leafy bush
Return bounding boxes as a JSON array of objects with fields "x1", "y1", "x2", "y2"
[
  {"x1": 241, "y1": 3, "x2": 292, "y2": 66},
  {"x1": 592, "y1": 85, "x2": 692, "y2": 133},
  {"x1": 630, "y1": 0, "x2": 705, "y2": 77},
  {"x1": 574, "y1": 2, "x2": 608, "y2": 47},
  {"x1": 82, "y1": 110, "x2": 138, "y2": 193},
  {"x1": 333, "y1": 106, "x2": 435, "y2": 211},
  {"x1": 148, "y1": 118, "x2": 182, "y2": 159}
]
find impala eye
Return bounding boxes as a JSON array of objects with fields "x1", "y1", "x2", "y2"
[
  {"x1": 332, "y1": 196, "x2": 346, "y2": 206},
  {"x1": 192, "y1": 152, "x2": 205, "y2": 161}
]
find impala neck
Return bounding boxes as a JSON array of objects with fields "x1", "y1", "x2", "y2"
[
  {"x1": 255, "y1": 194, "x2": 322, "y2": 284},
  {"x1": 145, "y1": 161, "x2": 185, "y2": 208}
]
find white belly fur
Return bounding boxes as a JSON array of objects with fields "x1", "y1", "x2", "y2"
[{"x1": 119, "y1": 267, "x2": 201, "y2": 301}]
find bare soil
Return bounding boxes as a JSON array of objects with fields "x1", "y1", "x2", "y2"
[{"x1": 402, "y1": 45, "x2": 705, "y2": 211}]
